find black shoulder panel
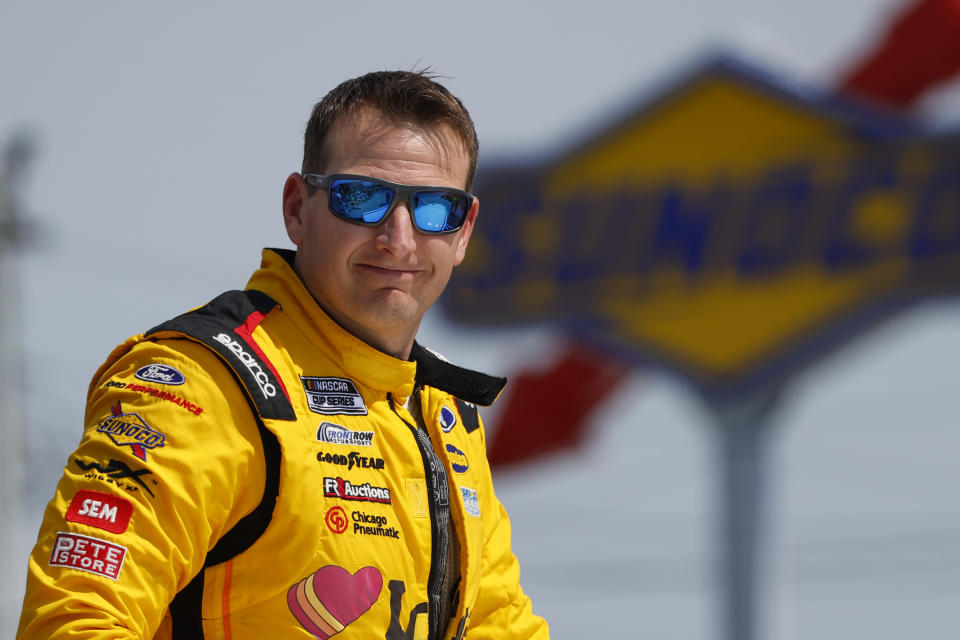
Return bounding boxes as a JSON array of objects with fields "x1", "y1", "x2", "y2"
[
  {"x1": 454, "y1": 398, "x2": 482, "y2": 434},
  {"x1": 161, "y1": 290, "x2": 288, "y2": 635},
  {"x1": 146, "y1": 289, "x2": 296, "y2": 421},
  {"x1": 411, "y1": 342, "x2": 507, "y2": 406}
]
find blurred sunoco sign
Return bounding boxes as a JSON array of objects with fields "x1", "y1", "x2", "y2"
[{"x1": 444, "y1": 57, "x2": 960, "y2": 397}]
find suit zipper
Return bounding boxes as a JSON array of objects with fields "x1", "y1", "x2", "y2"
[{"x1": 388, "y1": 390, "x2": 450, "y2": 640}]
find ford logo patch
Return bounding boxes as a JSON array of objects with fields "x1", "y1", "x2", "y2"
[{"x1": 135, "y1": 364, "x2": 186, "y2": 386}]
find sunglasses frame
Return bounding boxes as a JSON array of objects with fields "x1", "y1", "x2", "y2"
[{"x1": 302, "y1": 173, "x2": 474, "y2": 235}]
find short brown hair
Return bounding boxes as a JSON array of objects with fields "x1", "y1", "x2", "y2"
[{"x1": 302, "y1": 70, "x2": 479, "y2": 188}]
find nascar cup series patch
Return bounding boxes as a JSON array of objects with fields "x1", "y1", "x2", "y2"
[{"x1": 301, "y1": 376, "x2": 368, "y2": 415}]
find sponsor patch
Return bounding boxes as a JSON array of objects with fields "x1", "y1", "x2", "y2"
[
  {"x1": 104, "y1": 381, "x2": 203, "y2": 416},
  {"x1": 407, "y1": 479, "x2": 429, "y2": 518},
  {"x1": 323, "y1": 476, "x2": 391, "y2": 504},
  {"x1": 316, "y1": 451, "x2": 385, "y2": 471},
  {"x1": 445, "y1": 444, "x2": 469, "y2": 473},
  {"x1": 316, "y1": 422, "x2": 374, "y2": 447},
  {"x1": 438, "y1": 405, "x2": 457, "y2": 433},
  {"x1": 325, "y1": 506, "x2": 348, "y2": 534},
  {"x1": 460, "y1": 486, "x2": 481, "y2": 517},
  {"x1": 301, "y1": 376, "x2": 368, "y2": 415},
  {"x1": 96, "y1": 402, "x2": 166, "y2": 461},
  {"x1": 213, "y1": 332, "x2": 278, "y2": 400},
  {"x1": 49, "y1": 532, "x2": 127, "y2": 580},
  {"x1": 65, "y1": 489, "x2": 133, "y2": 534},
  {"x1": 74, "y1": 458, "x2": 156, "y2": 498},
  {"x1": 287, "y1": 565, "x2": 382, "y2": 639},
  {"x1": 134, "y1": 364, "x2": 186, "y2": 386},
  {"x1": 351, "y1": 510, "x2": 400, "y2": 539}
]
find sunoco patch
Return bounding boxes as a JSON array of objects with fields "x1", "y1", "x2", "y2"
[
  {"x1": 301, "y1": 376, "x2": 367, "y2": 415},
  {"x1": 96, "y1": 402, "x2": 166, "y2": 461}
]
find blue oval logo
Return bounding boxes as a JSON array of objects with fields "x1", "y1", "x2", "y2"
[
  {"x1": 438, "y1": 406, "x2": 457, "y2": 432},
  {"x1": 445, "y1": 443, "x2": 469, "y2": 473},
  {"x1": 134, "y1": 364, "x2": 186, "y2": 386}
]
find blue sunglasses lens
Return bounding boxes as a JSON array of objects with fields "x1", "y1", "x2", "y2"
[
  {"x1": 328, "y1": 179, "x2": 394, "y2": 224},
  {"x1": 327, "y1": 178, "x2": 469, "y2": 233},
  {"x1": 413, "y1": 191, "x2": 470, "y2": 233}
]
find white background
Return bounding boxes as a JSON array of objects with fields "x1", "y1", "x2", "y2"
[{"x1": 2, "y1": 1, "x2": 959, "y2": 638}]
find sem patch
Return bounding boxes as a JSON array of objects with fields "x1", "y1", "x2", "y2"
[
  {"x1": 134, "y1": 364, "x2": 185, "y2": 386},
  {"x1": 460, "y1": 486, "x2": 481, "y2": 517},
  {"x1": 65, "y1": 489, "x2": 133, "y2": 534},
  {"x1": 49, "y1": 532, "x2": 127, "y2": 580},
  {"x1": 301, "y1": 376, "x2": 368, "y2": 415},
  {"x1": 96, "y1": 402, "x2": 166, "y2": 461}
]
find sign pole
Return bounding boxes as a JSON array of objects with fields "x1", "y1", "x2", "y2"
[
  {"x1": 0, "y1": 131, "x2": 34, "y2": 636},
  {"x1": 709, "y1": 386, "x2": 783, "y2": 640}
]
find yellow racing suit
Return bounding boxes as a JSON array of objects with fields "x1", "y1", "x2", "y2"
[{"x1": 18, "y1": 248, "x2": 549, "y2": 640}]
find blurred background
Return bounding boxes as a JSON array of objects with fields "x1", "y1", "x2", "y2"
[{"x1": 1, "y1": 1, "x2": 958, "y2": 638}]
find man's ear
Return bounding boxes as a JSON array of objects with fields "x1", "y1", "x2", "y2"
[
  {"x1": 453, "y1": 195, "x2": 480, "y2": 266},
  {"x1": 282, "y1": 173, "x2": 308, "y2": 245}
]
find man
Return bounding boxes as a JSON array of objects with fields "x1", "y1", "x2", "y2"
[{"x1": 18, "y1": 71, "x2": 549, "y2": 640}]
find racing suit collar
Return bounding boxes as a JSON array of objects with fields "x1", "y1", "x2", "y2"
[
  {"x1": 249, "y1": 248, "x2": 507, "y2": 406},
  {"x1": 247, "y1": 248, "x2": 417, "y2": 399}
]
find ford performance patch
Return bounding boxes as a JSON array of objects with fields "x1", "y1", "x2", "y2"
[{"x1": 301, "y1": 376, "x2": 367, "y2": 415}]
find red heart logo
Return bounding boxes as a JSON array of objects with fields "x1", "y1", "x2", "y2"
[{"x1": 287, "y1": 565, "x2": 383, "y2": 639}]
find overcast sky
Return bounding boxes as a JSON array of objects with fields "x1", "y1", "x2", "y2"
[{"x1": 2, "y1": 1, "x2": 958, "y2": 638}]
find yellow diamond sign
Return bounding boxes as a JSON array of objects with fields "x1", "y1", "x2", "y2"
[{"x1": 444, "y1": 58, "x2": 960, "y2": 396}]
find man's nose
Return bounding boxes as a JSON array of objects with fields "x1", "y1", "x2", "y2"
[{"x1": 376, "y1": 201, "x2": 418, "y2": 254}]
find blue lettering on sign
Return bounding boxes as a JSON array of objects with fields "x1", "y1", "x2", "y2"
[{"x1": 135, "y1": 364, "x2": 186, "y2": 386}]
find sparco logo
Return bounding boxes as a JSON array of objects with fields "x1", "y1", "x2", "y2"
[
  {"x1": 323, "y1": 477, "x2": 391, "y2": 504},
  {"x1": 316, "y1": 422, "x2": 374, "y2": 447},
  {"x1": 213, "y1": 333, "x2": 276, "y2": 399},
  {"x1": 317, "y1": 451, "x2": 385, "y2": 470}
]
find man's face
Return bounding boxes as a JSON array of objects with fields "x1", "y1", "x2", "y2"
[{"x1": 282, "y1": 107, "x2": 478, "y2": 358}]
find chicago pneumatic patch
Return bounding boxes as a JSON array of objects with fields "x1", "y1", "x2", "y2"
[{"x1": 301, "y1": 377, "x2": 368, "y2": 415}]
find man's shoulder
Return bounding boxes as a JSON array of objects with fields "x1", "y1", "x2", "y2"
[{"x1": 411, "y1": 342, "x2": 506, "y2": 408}]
